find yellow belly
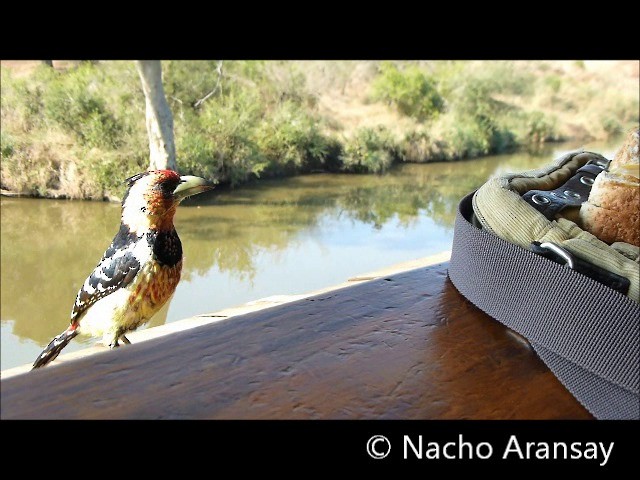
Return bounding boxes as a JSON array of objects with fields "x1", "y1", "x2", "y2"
[{"x1": 79, "y1": 260, "x2": 182, "y2": 343}]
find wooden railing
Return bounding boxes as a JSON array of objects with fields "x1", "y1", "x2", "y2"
[{"x1": 0, "y1": 259, "x2": 590, "y2": 419}]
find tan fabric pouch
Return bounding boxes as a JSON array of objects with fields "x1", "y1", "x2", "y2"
[{"x1": 473, "y1": 150, "x2": 639, "y2": 302}]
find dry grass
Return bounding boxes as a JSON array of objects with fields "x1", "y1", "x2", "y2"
[{"x1": 310, "y1": 60, "x2": 639, "y2": 142}]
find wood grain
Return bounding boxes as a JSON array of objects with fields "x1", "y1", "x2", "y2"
[{"x1": 0, "y1": 262, "x2": 592, "y2": 419}]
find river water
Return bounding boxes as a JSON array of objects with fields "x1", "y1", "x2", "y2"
[{"x1": 0, "y1": 140, "x2": 621, "y2": 370}]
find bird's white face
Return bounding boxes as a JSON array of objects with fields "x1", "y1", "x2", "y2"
[
  {"x1": 121, "y1": 170, "x2": 214, "y2": 233},
  {"x1": 121, "y1": 171, "x2": 180, "y2": 233}
]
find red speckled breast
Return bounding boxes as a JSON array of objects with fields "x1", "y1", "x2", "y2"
[{"x1": 129, "y1": 260, "x2": 183, "y2": 324}]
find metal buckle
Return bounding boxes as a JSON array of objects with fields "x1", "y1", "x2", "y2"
[{"x1": 538, "y1": 242, "x2": 575, "y2": 269}]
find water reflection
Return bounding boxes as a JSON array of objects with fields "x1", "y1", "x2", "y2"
[{"x1": 0, "y1": 141, "x2": 620, "y2": 370}]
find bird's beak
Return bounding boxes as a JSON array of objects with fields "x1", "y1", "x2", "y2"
[{"x1": 174, "y1": 176, "x2": 216, "y2": 202}]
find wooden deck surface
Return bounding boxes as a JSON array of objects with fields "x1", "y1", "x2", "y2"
[{"x1": 0, "y1": 262, "x2": 591, "y2": 419}]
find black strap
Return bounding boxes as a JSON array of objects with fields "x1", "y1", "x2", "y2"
[
  {"x1": 522, "y1": 160, "x2": 609, "y2": 220},
  {"x1": 448, "y1": 192, "x2": 640, "y2": 420},
  {"x1": 530, "y1": 241, "x2": 630, "y2": 295}
]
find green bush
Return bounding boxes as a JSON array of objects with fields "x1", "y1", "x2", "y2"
[
  {"x1": 602, "y1": 117, "x2": 623, "y2": 137},
  {"x1": 178, "y1": 93, "x2": 264, "y2": 186},
  {"x1": 524, "y1": 111, "x2": 557, "y2": 143},
  {"x1": 41, "y1": 65, "x2": 126, "y2": 149},
  {"x1": 544, "y1": 75, "x2": 562, "y2": 94},
  {"x1": 340, "y1": 127, "x2": 398, "y2": 173},
  {"x1": 84, "y1": 149, "x2": 148, "y2": 195},
  {"x1": 0, "y1": 67, "x2": 47, "y2": 131},
  {"x1": 488, "y1": 127, "x2": 518, "y2": 152},
  {"x1": 1, "y1": 130, "x2": 15, "y2": 159},
  {"x1": 445, "y1": 121, "x2": 491, "y2": 159},
  {"x1": 432, "y1": 63, "x2": 534, "y2": 156},
  {"x1": 254, "y1": 102, "x2": 334, "y2": 176},
  {"x1": 398, "y1": 131, "x2": 448, "y2": 163},
  {"x1": 449, "y1": 63, "x2": 533, "y2": 118},
  {"x1": 164, "y1": 60, "x2": 228, "y2": 109},
  {"x1": 176, "y1": 63, "x2": 335, "y2": 184},
  {"x1": 454, "y1": 81, "x2": 514, "y2": 122},
  {"x1": 371, "y1": 62, "x2": 444, "y2": 121}
]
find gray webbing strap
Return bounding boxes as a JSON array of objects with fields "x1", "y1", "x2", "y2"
[{"x1": 448, "y1": 192, "x2": 640, "y2": 420}]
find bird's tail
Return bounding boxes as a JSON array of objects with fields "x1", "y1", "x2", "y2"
[{"x1": 32, "y1": 326, "x2": 79, "y2": 369}]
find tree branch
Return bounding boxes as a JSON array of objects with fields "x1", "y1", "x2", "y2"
[{"x1": 193, "y1": 61, "x2": 224, "y2": 109}]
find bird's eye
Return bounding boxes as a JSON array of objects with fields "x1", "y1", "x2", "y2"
[{"x1": 154, "y1": 179, "x2": 180, "y2": 198}]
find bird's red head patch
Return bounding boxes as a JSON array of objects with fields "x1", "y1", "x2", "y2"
[
  {"x1": 122, "y1": 170, "x2": 182, "y2": 232},
  {"x1": 124, "y1": 170, "x2": 181, "y2": 193}
]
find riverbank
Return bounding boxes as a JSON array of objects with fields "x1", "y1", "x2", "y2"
[{"x1": 1, "y1": 60, "x2": 638, "y2": 201}]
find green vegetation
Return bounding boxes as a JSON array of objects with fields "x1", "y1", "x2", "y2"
[
  {"x1": 1, "y1": 60, "x2": 638, "y2": 200},
  {"x1": 340, "y1": 126, "x2": 398, "y2": 173},
  {"x1": 371, "y1": 62, "x2": 444, "y2": 121}
]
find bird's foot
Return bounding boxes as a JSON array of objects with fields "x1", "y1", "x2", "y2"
[{"x1": 109, "y1": 335, "x2": 132, "y2": 349}]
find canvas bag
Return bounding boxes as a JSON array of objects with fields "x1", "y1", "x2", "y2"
[{"x1": 448, "y1": 149, "x2": 639, "y2": 419}]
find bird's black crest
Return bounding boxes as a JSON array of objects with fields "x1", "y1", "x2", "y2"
[
  {"x1": 125, "y1": 172, "x2": 150, "y2": 187},
  {"x1": 122, "y1": 172, "x2": 150, "y2": 206}
]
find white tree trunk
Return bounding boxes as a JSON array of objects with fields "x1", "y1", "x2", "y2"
[{"x1": 136, "y1": 60, "x2": 177, "y2": 171}]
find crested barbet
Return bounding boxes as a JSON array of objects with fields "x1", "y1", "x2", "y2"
[{"x1": 32, "y1": 170, "x2": 214, "y2": 369}]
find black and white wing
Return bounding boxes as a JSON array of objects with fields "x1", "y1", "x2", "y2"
[{"x1": 70, "y1": 225, "x2": 143, "y2": 324}]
